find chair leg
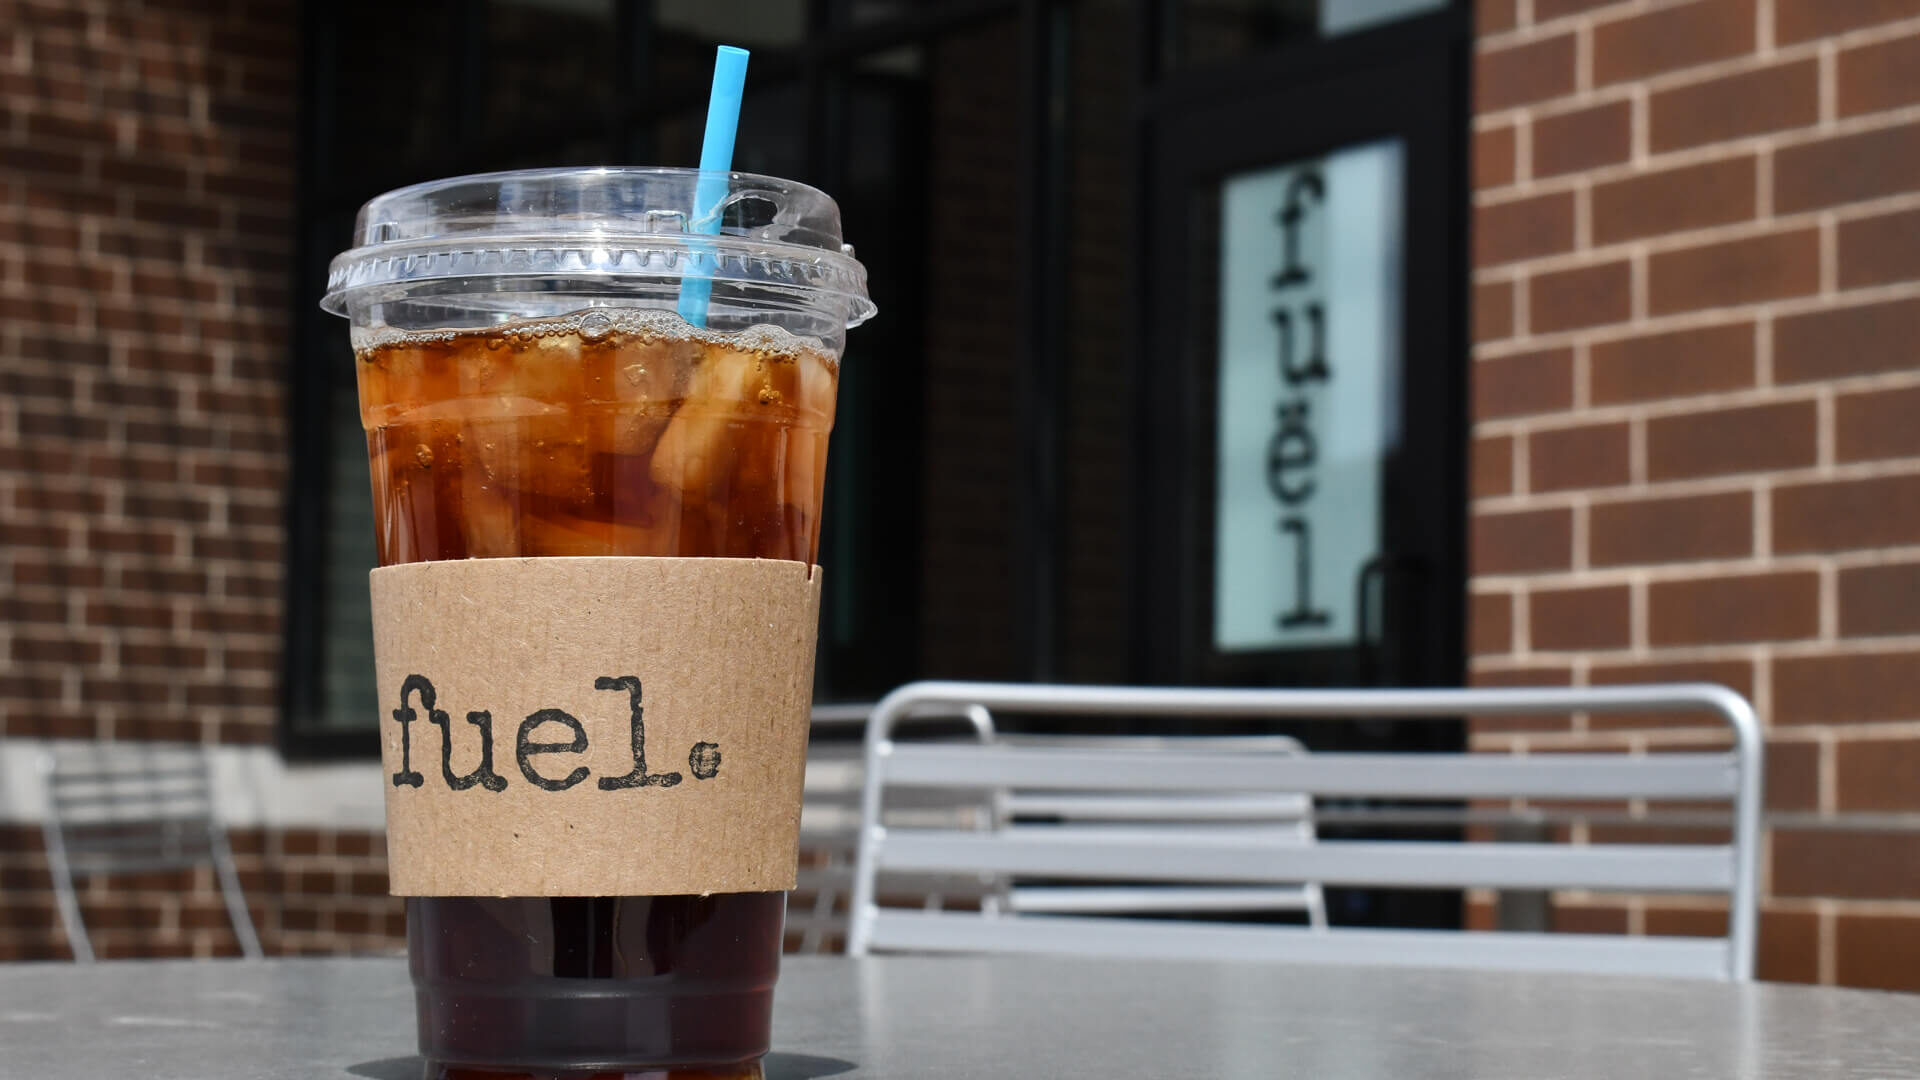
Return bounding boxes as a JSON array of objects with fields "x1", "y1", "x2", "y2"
[
  {"x1": 208, "y1": 830, "x2": 264, "y2": 959},
  {"x1": 41, "y1": 821, "x2": 93, "y2": 963},
  {"x1": 1305, "y1": 883, "x2": 1330, "y2": 932}
]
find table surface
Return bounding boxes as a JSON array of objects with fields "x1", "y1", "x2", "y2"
[{"x1": 5, "y1": 955, "x2": 1920, "y2": 1079}]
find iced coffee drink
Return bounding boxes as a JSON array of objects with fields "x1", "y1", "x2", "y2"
[{"x1": 322, "y1": 168, "x2": 873, "y2": 1078}]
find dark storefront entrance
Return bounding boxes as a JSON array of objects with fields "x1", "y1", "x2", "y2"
[{"x1": 285, "y1": 0, "x2": 1472, "y2": 924}]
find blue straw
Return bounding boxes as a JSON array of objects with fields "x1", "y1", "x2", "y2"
[{"x1": 677, "y1": 45, "x2": 750, "y2": 328}]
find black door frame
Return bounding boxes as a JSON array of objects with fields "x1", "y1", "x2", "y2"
[{"x1": 1134, "y1": 8, "x2": 1472, "y2": 698}]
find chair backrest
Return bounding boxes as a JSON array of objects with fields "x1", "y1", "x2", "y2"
[
  {"x1": 788, "y1": 703, "x2": 999, "y2": 953},
  {"x1": 850, "y1": 681, "x2": 1762, "y2": 982},
  {"x1": 40, "y1": 743, "x2": 262, "y2": 960},
  {"x1": 44, "y1": 744, "x2": 220, "y2": 869}
]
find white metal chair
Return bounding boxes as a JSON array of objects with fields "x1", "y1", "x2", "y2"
[
  {"x1": 40, "y1": 743, "x2": 263, "y2": 961},
  {"x1": 850, "y1": 681, "x2": 1763, "y2": 982}
]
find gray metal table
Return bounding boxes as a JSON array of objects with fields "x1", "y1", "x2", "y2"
[{"x1": 5, "y1": 955, "x2": 1920, "y2": 1078}]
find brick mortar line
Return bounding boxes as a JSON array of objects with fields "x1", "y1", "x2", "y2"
[
  {"x1": 1819, "y1": 212, "x2": 1838, "y2": 297},
  {"x1": 1628, "y1": 570, "x2": 1646, "y2": 651},
  {"x1": 1573, "y1": 180, "x2": 1592, "y2": 251},
  {"x1": 1473, "y1": 197, "x2": 1920, "y2": 281},
  {"x1": 1484, "y1": 0, "x2": 1733, "y2": 50},
  {"x1": 1817, "y1": 562, "x2": 1839, "y2": 642},
  {"x1": 1814, "y1": 385, "x2": 1836, "y2": 470},
  {"x1": 1474, "y1": 251, "x2": 1920, "y2": 307},
  {"x1": 1575, "y1": 20, "x2": 1593, "y2": 94},
  {"x1": 0, "y1": 200, "x2": 292, "y2": 230},
  {"x1": 1480, "y1": 7, "x2": 1920, "y2": 80},
  {"x1": 1628, "y1": 243, "x2": 1648, "y2": 323},
  {"x1": 1476, "y1": 386, "x2": 1826, "y2": 435},
  {"x1": 1482, "y1": 332, "x2": 1920, "y2": 399},
  {"x1": 1476, "y1": 85, "x2": 1640, "y2": 136},
  {"x1": 0, "y1": 278, "x2": 289, "y2": 308},
  {"x1": 1511, "y1": 423, "x2": 1530, "y2": 496},
  {"x1": 1473, "y1": 727, "x2": 1920, "y2": 764},
  {"x1": 1471, "y1": 455, "x2": 1920, "y2": 505},
  {"x1": 21, "y1": 50, "x2": 301, "y2": 89},
  {"x1": 1470, "y1": 632, "x2": 1920, "y2": 666},
  {"x1": 1473, "y1": 558, "x2": 1888, "y2": 594},
  {"x1": 0, "y1": 110, "x2": 295, "y2": 181},
  {"x1": 0, "y1": 236, "x2": 296, "y2": 266},
  {"x1": 1756, "y1": 145, "x2": 1774, "y2": 220},
  {"x1": 1478, "y1": 101, "x2": 1920, "y2": 208},
  {"x1": 1818, "y1": 40, "x2": 1838, "y2": 128},
  {"x1": 1818, "y1": 727, "x2": 1838, "y2": 814},
  {"x1": 1540, "y1": 896, "x2": 1920, "y2": 918},
  {"x1": 1773, "y1": 898, "x2": 1920, "y2": 917}
]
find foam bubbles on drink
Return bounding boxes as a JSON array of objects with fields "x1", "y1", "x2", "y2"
[
  {"x1": 578, "y1": 310, "x2": 613, "y2": 340},
  {"x1": 351, "y1": 307, "x2": 830, "y2": 360}
]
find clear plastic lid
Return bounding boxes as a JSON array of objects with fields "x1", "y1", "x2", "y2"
[{"x1": 319, "y1": 167, "x2": 875, "y2": 331}]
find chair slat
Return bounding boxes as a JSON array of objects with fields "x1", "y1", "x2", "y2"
[
  {"x1": 880, "y1": 745, "x2": 1739, "y2": 800},
  {"x1": 1005, "y1": 885, "x2": 1318, "y2": 914},
  {"x1": 876, "y1": 831, "x2": 1733, "y2": 892},
  {"x1": 48, "y1": 765, "x2": 208, "y2": 787},
  {"x1": 863, "y1": 909, "x2": 1731, "y2": 980},
  {"x1": 51, "y1": 789, "x2": 213, "y2": 812},
  {"x1": 67, "y1": 854, "x2": 210, "y2": 876},
  {"x1": 1004, "y1": 792, "x2": 1313, "y2": 821}
]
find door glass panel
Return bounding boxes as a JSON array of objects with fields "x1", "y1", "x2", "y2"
[{"x1": 1212, "y1": 138, "x2": 1404, "y2": 653}]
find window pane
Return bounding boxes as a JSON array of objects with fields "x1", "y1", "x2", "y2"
[
  {"x1": 1180, "y1": 0, "x2": 1448, "y2": 66},
  {"x1": 653, "y1": 0, "x2": 809, "y2": 53},
  {"x1": 485, "y1": 0, "x2": 617, "y2": 135},
  {"x1": 733, "y1": 82, "x2": 810, "y2": 181},
  {"x1": 814, "y1": 46, "x2": 932, "y2": 698},
  {"x1": 326, "y1": 0, "x2": 460, "y2": 184},
  {"x1": 318, "y1": 378, "x2": 380, "y2": 733}
]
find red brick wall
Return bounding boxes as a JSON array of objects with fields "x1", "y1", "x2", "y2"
[
  {"x1": 0, "y1": 825, "x2": 398, "y2": 961},
  {"x1": 2, "y1": 0, "x2": 292, "y2": 746},
  {"x1": 1472, "y1": 0, "x2": 1920, "y2": 989},
  {"x1": 0, "y1": 0, "x2": 384, "y2": 959}
]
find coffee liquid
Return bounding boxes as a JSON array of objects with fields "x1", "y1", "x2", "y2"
[{"x1": 358, "y1": 310, "x2": 837, "y2": 1078}]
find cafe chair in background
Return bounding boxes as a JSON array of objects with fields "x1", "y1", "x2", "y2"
[
  {"x1": 849, "y1": 681, "x2": 1762, "y2": 982},
  {"x1": 794, "y1": 708, "x2": 1328, "y2": 951},
  {"x1": 789, "y1": 702, "x2": 1001, "y2": 953},
  {"x1": 40, "y1": 743, "x2": 263, "y2": 961}
]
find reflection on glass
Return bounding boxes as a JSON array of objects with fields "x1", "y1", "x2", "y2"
[
  {"x1": 1180, "y1": 0, "x2": 1448, "y2": 66},
  {"x1": 734, "y1": 83, "x2": 809, "y2": 180},
  {"x1": 486, "y1": 0, "x2": 616, "y2": 134},
  {"x1": 848, "y1": 0, "x2": 922, "y2": 24},
  {"x1": 655, "y1": 0, "x2": 808, "y2": 48},
  {"x1": 858, "y1": 45, "x2": 925, "y2": 76},
  {"x1": 320, "y1": 377, "x2": 380, "y2": 732},
  {"x1": 327, "y1": 0, "x2": 459, "y2": 184},
  {"x1": 1321, "y1": 0, "x2": 1448, "y2": 34}
]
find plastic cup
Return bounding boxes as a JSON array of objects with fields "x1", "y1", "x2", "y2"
[{"x1": 321, "y1": 167, "x2": 873, "y2": 1078}]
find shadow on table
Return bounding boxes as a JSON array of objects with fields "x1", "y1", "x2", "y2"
[{"x1": 348, "y1": 1052, "x2": 857, "y2": 1079}]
